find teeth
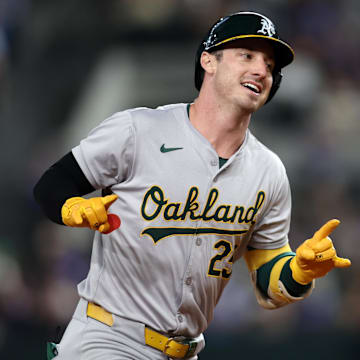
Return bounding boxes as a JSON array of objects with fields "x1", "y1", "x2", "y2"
[{"x1": 242, "y1": 83, "x2": 260, "y2": 93}]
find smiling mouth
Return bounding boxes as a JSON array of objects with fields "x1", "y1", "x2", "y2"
[{"x1": 241, "y1": 82, "x2": 261, "y2": 94}]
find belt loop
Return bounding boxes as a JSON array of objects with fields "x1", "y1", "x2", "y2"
[{"x1": 86, "y1": 302, "x2": 114, "y2": 327}]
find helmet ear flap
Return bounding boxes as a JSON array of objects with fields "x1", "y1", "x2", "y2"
[{"x1": 266, "y1": 71, "x2": 282, "y2": 104}]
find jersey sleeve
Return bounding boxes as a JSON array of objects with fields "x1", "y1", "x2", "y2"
[
  {"x1": 248, "y1": 161, "x2": 291, "y2": 250},
  {"x1": 72, "y1": 111, "x2": 135, "y2": 189}
]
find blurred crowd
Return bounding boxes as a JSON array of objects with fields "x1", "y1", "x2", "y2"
[{"x1": 0, "y1": 0, "x2": 359, "y2": 359}]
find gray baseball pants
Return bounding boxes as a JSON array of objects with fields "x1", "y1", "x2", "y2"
[{"x1": 53, "y1": 298, "x2": 201, "y2": 360}]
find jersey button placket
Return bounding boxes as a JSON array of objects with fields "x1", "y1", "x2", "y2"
[{"x1": 210, "y1": 158, "x2": 219, "y2": 183}]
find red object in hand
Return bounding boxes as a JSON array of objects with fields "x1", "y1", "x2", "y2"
[{"x1": 103, "y1": 214, "x2": 121, "y2": 234}]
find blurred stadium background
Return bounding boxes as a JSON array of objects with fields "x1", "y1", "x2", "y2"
[{"x1": 0, "y1": 0, "x2": 359, "y2": 359}]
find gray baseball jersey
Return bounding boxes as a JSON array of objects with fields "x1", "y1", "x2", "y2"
[{"x1": 72, "y1": 103, "x2": 291, "y2": 338}]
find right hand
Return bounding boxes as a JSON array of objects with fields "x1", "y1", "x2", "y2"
[{"x1": 61, "y1": 195, "x2": 118, "y2": 233}]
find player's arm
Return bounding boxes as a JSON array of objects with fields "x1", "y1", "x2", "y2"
[
  {"x1": 244, "y1": 219, "x2": 351, "y2": 309},
  {"x1": 33, "y1": 152, "x2": 117, "y2": 233}
]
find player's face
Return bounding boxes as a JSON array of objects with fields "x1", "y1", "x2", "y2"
[{"x1": 211, "y1": 38, "x2": 275, "y2": 113}]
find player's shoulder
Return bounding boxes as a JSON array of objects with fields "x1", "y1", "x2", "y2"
[
  {"x1": 247, "y1": 131, "x2": 287, "y2": 172},
  {"x1": 124, "y1": 103, "x2": 187, "y2": 119},
  {"x1": 102, "y1": 103, "x2": 186, "y2": 130},
  {"x1": 121, "y1": 103, "x2": 188, "y2": 134}
]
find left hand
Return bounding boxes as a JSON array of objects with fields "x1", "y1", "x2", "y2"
[{"x1": 290, "y1": 219, "x2": 351, "y2": 285}]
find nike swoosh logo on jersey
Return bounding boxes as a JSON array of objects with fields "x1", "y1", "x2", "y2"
[{"x1": 160, "y1": 144, "x2": 183, "y2": 153}]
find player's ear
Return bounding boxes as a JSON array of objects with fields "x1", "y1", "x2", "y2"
[{"x1": 200, "y1": 51, "x2": 217, "y2": 75}]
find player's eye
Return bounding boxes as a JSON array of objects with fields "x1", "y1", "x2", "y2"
[
  {"x1": 266, "y1": 62, "x2": 274, "y2": 72},
  {"x1": 240, "y1": 52, "x2": 252, "y2": 60}
]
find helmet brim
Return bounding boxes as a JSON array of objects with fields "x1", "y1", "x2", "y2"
[{"x1": 210, "y1": 34, "x2": 294, "y2": 69}]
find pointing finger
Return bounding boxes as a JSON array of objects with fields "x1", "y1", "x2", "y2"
[
  {"x1": 333, "y1": 256, "x2": 351, "y2": 268},
  {"x1": 102, "y1": 194, "x2": 118, "y2": 209},
  {"x1": 310, "y1": 219, "x2": 340, "y2": 245}
]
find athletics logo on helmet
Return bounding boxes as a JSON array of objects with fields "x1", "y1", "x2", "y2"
[{"x1": 257, "y1": 18, "x2": 276, "y2": 37}]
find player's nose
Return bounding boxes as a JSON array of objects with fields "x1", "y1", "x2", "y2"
[{"x1": 250, "y1": 55, "x2": 269, "y2": 78}]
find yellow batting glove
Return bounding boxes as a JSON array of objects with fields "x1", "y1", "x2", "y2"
[
  {"x1": 290, "y1": 219, "x2": 351, "y2": 285},
  {"x1": 61, "y1": 194, "x2": 118, "y2": 233}
]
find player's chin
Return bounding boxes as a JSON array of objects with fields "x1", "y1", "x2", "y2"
[
  {"x1": 240, "y1": 89, "x2": 267, "y2": 111},
  {"x1": 240, "y1": 95, "x2": 265, "y2": 112}
]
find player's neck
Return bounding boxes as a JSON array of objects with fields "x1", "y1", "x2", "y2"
[{"x1": 190, "y1": 96, "x2": 251, "y2": 159}]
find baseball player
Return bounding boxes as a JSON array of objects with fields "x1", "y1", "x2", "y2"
[{"x1": 34, "y1": 12, "x2": 351, "y2": 360}]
